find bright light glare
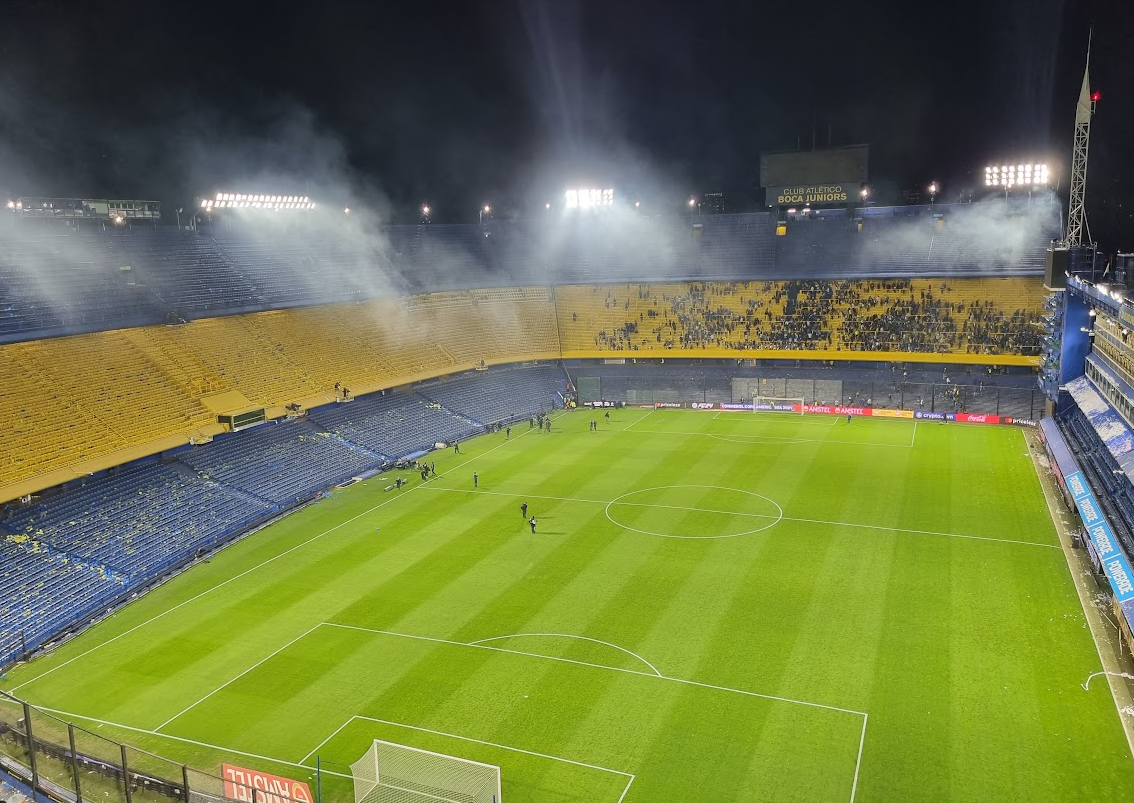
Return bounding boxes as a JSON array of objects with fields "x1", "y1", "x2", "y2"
[
  {"x1": 483, "y1": 205, "x2": 491, "y2": 213},
  {"x1": 565, "y1": 188, "x2": 614, "y2": 209},
  {"x1": 344, "y1": 207, "x2": 351, "y2": 214},
  {"x1": 422, "y1": 205, "x2": 431, "y2": 215},
  {"x1": 984, "y1": 162, "x2": 1049, "y2": 187}
]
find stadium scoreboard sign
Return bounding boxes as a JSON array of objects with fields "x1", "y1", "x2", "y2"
[
  {"x1": 766, "y1": 184, "x2": 855, "y2": 205},
  {"x1": 760, "y1": 145, "x2": 868, "y2": 207}
]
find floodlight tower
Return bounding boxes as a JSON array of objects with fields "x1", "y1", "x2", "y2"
[{"x1": 1065, "y1": 38, "x2": 1098, "y2": 247}]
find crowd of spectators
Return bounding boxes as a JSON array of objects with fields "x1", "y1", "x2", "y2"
[{"x1": 577, "y1": 280, "x2": 1043, "y2": 356}]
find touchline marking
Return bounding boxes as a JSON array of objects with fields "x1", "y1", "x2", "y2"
[
  {"x1": 421, "y1": 486, "x2": 1059, "y2": 548},
  {"x1": 31, "y1": 705, "x2": 354, "y2": 781},
  {"x1": 155, "y1": 623, "x2": 323, "y2": 732},
  {"x1": 321, "y1": 622, "x2": 867, "y2": 717},
  {"x1": 466, "y1": 633, "x2": 663, "y2": 677},
  {"x1": 9, "y1": 423, "x2": 543, "y2": 694}
]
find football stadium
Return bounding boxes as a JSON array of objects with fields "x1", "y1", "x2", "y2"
[{"x1": 2, "y1": 6, "x2": 1134, "y2": 803}]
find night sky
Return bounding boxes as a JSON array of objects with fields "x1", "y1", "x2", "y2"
[{"x1": 0, "y1": 0, "x2": 1130, "y2": 248}]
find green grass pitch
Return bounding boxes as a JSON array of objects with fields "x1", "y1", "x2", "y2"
[{"x1": 5, "y1": 408, "x2": 1134, "y2": 802}]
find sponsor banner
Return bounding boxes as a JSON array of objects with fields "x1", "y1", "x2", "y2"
[
  {"x1": 1002, "y1": 417, "x2": 1037, "y2": 427},
  {"x1": 767, "y1": 184, "x2": 854, "y2": 205},
  {"x1": 690, "y1": 402, "x2": 715, "y2": 409},
  {"x1": 1064, "y1": 473, "x2": 1134, "y2": 602},
  {"x1": 955, "y1": 412, "x2": 1001, "y2": 425},
  {"x1": 584, "y1": 400, "x2": 616, "y2": 407},
  {"x1": 914, "y1": 411, "x2": 947, "y2": 420},
  {"x1": 802, "y1": 405, "x2": 872, "y2": 416},
  {"x1": 870, "y1": 409, "x2": 915, "y2": 419},
  {"x1": 223, "y1": 766, "x2": 313, "y2": 803},
  {"x1": 1065, "y1": 472, "x2": 1091, "y2": 501},
  {"x1": 719, "y1": 403, "x2": 755, "y2": 411},
  {"x1": 654, "y1": 402, "x2": 683, "y2": 409}
]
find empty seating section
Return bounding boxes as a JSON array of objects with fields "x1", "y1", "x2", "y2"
[
  {"x1": 104, "y1": 229, "x2": 260, "y2": 313},
  {"x1": 309, "y1": 394, "x2": 478, "y2": 458},
  {"x1": 178, "y1": 420, "x2": 378, "y2": 506},
  {"x1": 0, "y1": 539, "x2": 125, "y2": 662},
  {"x1": 2, "y1": 462, "x2": 271, "y2": 577},
  {"x1": 0, "y1": 288, "x2": 561, "y2": 494},
  {"x1": 554, "y1": 279, "x2": 1046, "y2": 357},
  {"x1": 0, "y1": 231, "x2": 159, "y2": 339},
  {"x1": 417, "y1": 364, "x2": 565, "y2": 425},
  {"x1": 1058, "y1": 408, "x2": 1134, "y2": 557}
]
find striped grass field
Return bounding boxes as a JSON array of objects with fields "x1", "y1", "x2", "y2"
[{"x1": 4, "y1": 408, "x2": 1134, "y2": 802}]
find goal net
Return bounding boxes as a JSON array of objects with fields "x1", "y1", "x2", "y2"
[
  {"x1": 351, "y1": 739, "x2": 502, "y2": 803},
  {"x1": 752, "y1": 395, "x2": 805, "y2": 414}
]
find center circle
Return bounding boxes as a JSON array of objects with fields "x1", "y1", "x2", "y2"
[{"x1": 604, "y1": 485, "x2": 783, "y2": 539}]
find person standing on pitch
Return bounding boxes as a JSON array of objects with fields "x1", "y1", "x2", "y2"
[
  {"x1": 846, "y1": 412, "x2": 852, "y2": 423},
  {"x1": 506, "y1": 427, "x2": 511, "y2": 439},
  {"x1": 521, "y1": 501, "x2": 528, "y2": 518},
  {"x1": 605, "y1": 410, "x2": 610, "y2": 424},
  {"x1": 454, "y1": 442, "x2": 460, "y2": 454},
  {"x1": 473, "y1": 471, "x2": 479, "y2": 488},
  {"x1": 529, "y1": 516, "x2": 537, "y2": 533}
]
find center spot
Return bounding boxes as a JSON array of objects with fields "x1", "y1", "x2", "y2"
[{"x1": 604, "y1": 485, "x2": 783, "y2": 539}]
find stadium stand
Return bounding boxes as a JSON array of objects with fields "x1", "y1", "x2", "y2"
[
  {"x1": 178, "y1": 419, "x2": 379, "y2": 507},
  {"x1": 417, "y1": 364, "x2": 565, "y2": 425},
  {"x1": 308, "y1": 392, "x2": 479, "y2": 459},
  {"x1": 0, "y1": 361, "x2": 568, "y2": 665},
  {"x1": 0, "y1": 201, "x2": 1060, "y2": 667},
  {"x1": 554, "y1": 278, "x2": 1045, "y2": 359}
]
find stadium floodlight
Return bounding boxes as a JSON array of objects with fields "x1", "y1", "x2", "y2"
[
  {"x1": 209, "y1": 192, "x2": 316, "y2": 210},
  {"x1": 688, "y1": 197, "x2": 697, "y2": 207},
  {"x1": 5, "y1": 200, "x2": 13, "y2": 209},
  {"x1": 343, "y1": 207, "x2": 350, "y2": 214},
  {"x1": 422, "y1": 204, "x2": 431, "y2": 216},
  {"x1": 983, "y1": 162, "x2": 1050, "y2": 189},
  {"x1": 565, "y1": 188, "x2": 614, "y2": 209},
  {"x1": 545, "y1": 202, "x2": 551, "y2": 209}
]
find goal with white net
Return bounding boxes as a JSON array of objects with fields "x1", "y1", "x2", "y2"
[
  {"x1": 351, "y1": 739, "x2": 502, "y2": 803},
  {"x1": 752, "y1": 395, "x2": 805, "y2": 414}
]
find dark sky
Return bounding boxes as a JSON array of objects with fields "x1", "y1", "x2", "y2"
[{"x1": 0, "y1": 0, "x2": 1130, "y2": 247}]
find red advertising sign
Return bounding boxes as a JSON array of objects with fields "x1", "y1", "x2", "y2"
[
  {"x1": 954, "y1": 413, "x2": 1001, "y2": 425},
  {"x1": 222, "y1": 765, "x2": 313, "y2": 803}
]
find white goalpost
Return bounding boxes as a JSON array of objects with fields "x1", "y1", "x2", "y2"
[
  {"x1": 351, "y1": 739, "x2": 502, "y2": 803},
  {"x1": 752, "y1": 395, "x2": 805, "y2": 415}
]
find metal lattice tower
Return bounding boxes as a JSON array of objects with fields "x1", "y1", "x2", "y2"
[{"x1": 1065, "y1": 39, "x2": 1095, "y2": 246}]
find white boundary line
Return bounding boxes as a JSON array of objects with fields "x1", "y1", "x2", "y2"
[
  {"x1": 421, "y1": 486, "x2": 1060, "y2": 549},
  {"x1": 155, "y1": 623, "x2": 323, "y2": 732},
  {"x1": 8, "y1": 423, "x2": 545, "y2": 694},
  {"x1": 466, "y1": 633, "x2": 663, "y2": 676}
]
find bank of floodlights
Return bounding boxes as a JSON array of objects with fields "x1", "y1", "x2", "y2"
[
  {"x1": 200, "y1": 193, "x2": 316, "y2": 211},
  {"x1": 565, "y1": 188, "x2": 614, "y2": 209},
  {"x1": 984, "y1": 163, "x2": 1050, "y2": 189}
]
